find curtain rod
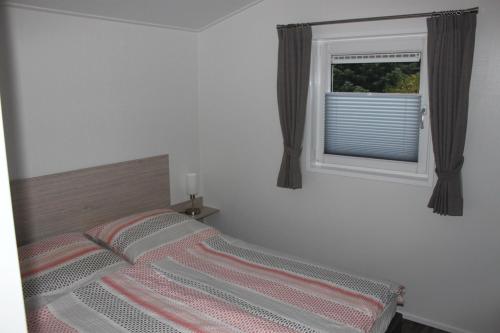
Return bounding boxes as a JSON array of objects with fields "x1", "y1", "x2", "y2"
[{"x1": 277, "y1": 7, "x2": 479, "y2": 29}]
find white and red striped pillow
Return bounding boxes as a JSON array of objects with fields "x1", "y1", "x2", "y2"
[
  {"x1": 85, "y1": 209, "x2": 217, "y2": 263},
  {"x1": 19, "y1": 232, "x2": 128, "y2": 310}
]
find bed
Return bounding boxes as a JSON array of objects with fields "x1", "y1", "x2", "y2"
[{"x1": 11, "y1": 155, "x2": 404, "y2": 333}]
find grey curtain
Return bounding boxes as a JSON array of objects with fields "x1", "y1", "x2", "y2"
[
  {"x1": 427, "y1": 13, "x2": 477, "y2": 216},
  {"x1": 276, "y1": 25, "x2": 312, "y2": 189}
]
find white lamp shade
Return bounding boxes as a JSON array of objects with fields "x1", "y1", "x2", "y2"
[{"x1": 185, "y1": 173, "x2": 199, "y2": 195}]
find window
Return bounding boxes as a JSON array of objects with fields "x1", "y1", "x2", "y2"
[
  {"x1": 327, "y1": 52, "x2": 422, "y2": 162},
  {"x1": 307, "y1": 34, "x2": 433, "y2": 186}
]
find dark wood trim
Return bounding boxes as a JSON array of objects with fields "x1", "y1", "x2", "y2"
[{"x1": 386, "y1": 312, "x2": 403, "y2": 333}]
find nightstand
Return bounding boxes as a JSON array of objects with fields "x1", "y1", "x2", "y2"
[
  {"x1": 171, "y1": 197, "x2": 219, "y2": 222},
  {"x1": 187, "y1": 206, "x2": 219, "y2": 222}
]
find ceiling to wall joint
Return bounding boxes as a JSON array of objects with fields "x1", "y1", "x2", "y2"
[{"x1": 0, "y1": 0, "x2": 265, "y2": 32}]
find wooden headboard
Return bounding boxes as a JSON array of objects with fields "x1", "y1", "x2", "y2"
[{"x1": 10, "y1": 155, "x2": 170, "y2": 246}]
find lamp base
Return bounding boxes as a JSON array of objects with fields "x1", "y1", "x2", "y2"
[{"x1": 185, "y1": 207, "x2": 201, "y2": 216}]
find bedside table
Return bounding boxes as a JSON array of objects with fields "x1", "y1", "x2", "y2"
[
  {"x1": 171, "y1": 197, "x2": 219, "y2": 223},
  {"x1": 186, "y1": 206, "x2": 219, "y2": 222}
]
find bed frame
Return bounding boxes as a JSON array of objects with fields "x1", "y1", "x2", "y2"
[
  {"x1": 10, "y1": 155, "x2": 170, "y2": 246},
  {"x1": 9, "y1": 154, "x2": 402, "y2": 333}
]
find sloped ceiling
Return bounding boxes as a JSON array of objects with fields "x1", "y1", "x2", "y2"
[{"x1": 1, "y1": 0, "x2": 264, "y2": 31}]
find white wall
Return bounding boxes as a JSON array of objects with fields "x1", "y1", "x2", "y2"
[
  {"x1": 0, "y1": 6, "x2": 199, "y2": 203},
  {"x1": 198, "y1": 1, "x2": 500, "y2": 333},
  {"x1": 0, "y1": 99, "x2": 27, "y2": 332}
]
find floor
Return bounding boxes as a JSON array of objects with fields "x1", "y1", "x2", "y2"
[{"x1": 403, "y1": 320, "x2": 449, "y2": 333}]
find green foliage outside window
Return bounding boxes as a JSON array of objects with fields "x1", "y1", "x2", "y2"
[{"x1": 331, "y1": 62, "x2": 421, "y2": 93}]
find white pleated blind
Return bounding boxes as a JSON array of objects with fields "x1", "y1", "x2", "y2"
[{"x1": 324, "y1": 93, "x2": 422, "y2": 162}]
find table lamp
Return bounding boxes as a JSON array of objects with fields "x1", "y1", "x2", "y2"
[{"x1": 185, "y1": 173, "x2": 201, "y2": 216}]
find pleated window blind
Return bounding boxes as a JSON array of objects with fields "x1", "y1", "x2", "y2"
[
  {"x1": 325, "y1": 52, "x2": 422, "y2": 163},
  {"x1": 324, "y1": 93, "x2": 422, "y2": 162}
]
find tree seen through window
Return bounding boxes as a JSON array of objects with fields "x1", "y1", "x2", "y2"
[{"x1": 331, "y1": 62, "x2": 421, "y2": 93}]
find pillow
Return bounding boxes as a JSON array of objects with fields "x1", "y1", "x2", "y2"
[
  {"x1": 19, "y1": 232, "x2": 129, "y2": 310},
  {"x1": 85, "y1": 208, "x2": 217, "y2": 263}
]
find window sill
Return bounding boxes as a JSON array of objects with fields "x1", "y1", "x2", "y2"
[{"x1": 307, "y1": 160, "x2": 433, "y2": 187}]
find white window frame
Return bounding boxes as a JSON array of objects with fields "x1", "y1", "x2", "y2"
[{"x1": 306, "y1": 33, "x2": 434, "y2": 186}]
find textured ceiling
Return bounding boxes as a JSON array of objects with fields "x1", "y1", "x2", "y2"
[{"x1": 1, "y1": 0, "x2": 264, "y2": 31}]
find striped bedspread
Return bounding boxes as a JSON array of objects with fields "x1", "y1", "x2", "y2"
[
  {"x1": 19, "y1": 233, "x2": 128, "y2": 311},
  {"x1": 28, "y1": 226, "x2": 403, "y2": 333}
]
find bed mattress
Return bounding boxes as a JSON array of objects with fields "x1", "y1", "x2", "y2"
[
  {"x1": 26, "y1": 215, "x2": 403, "y2": 333},
  {"x1": 370, "y1": 293, "x2": 398, "y2": 333}
]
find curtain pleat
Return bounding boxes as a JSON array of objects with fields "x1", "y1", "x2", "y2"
[
  {"x1": 276, "y1": 25, "x2": 312, "y2": 189},
  {"x1": 427, "y1": 13, "x2": 477, "y2": 216}
]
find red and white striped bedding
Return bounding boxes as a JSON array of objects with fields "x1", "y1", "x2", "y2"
[
  {"x1": 28, "y1": 213, "x2": 404, "y2": 333},
  {"x1": 85, "y1": 208, "x2": 208, "y2": 263},
  {"x1": 19, "y1": 233, "x2": 129, "y2": 310}
]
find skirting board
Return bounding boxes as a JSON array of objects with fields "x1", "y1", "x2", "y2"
[{"x1": 399, "y1": 310, "x2": 476, "y2": 333}]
